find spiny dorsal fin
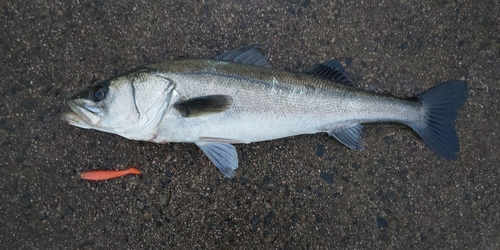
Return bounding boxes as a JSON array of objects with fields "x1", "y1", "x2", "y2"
[
  {"x1": 207, "y1": 45, "x2": 271, "y2": 68},
  {"x1": 173, "y1": 95, "x2": 233, "y2": 117},
  {"x1": 305, "y1": 59, "x2": 353, "y2": 86}
]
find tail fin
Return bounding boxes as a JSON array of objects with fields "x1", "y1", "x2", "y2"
[{"x1": 411, "y1": 80, "x2": 467, "y2": 159}]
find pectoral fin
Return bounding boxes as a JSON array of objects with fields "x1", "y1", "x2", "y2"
[
  {"x1": 328, "y1": 124, "x2": 365, "y2": 150},
  {"x1": 196, "y1": 141, "x2": 239, "y2": 178},
  {"x1": 173, "y1": 95, "x2": 233, "y2": 117}
]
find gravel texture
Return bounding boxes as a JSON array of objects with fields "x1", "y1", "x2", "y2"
[{"x1": 1, "y1": 0, "x2": 499, "y2": 248}]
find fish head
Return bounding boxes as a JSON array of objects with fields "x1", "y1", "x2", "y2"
[{"x1": 62, "y1": 71, "x2": 175, "y2": 140}]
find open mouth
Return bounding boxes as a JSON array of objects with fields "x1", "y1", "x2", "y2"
[{"x1": 61, "y1": 99, "x2": 94, "y2": 128}]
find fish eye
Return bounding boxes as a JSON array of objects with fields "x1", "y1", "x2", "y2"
[{"x1": 91, "y1": 85, "x2": 107, "y2": 102}]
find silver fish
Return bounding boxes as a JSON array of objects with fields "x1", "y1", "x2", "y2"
[{"x1": 62, "y1": 45, "x2": 467, "y2": 178}]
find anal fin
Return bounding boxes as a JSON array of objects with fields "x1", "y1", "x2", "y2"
[{"x1": 328, "y1": 124, "x2": 365, "y2": 150}]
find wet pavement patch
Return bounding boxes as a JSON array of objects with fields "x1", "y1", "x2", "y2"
[
  {"x1": 377, "y1": 216, "x2": 389, "y2": 229},
  {"x1": 320, "y1": 172, "x2": 334, "y2": 184},
  {"x1": 316, "y1": 144, "x2": 325, "y2": 157}
]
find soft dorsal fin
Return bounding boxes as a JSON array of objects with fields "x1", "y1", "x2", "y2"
[
  {"x1": 305, "y1": 59, "x2": 353, "y2": 86},
  {"x1": 206, "y1": 45, "x2": 271, "y2": 68},
  {"x1": 173, "y1": 95, "x2": 233, "y2": 117}
]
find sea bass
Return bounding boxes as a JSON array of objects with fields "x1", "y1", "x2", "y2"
[{"x1": 62, "y1": 45, "x2": 467, "y2": 178}]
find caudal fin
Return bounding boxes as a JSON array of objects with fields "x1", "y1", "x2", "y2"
[{"x1": 411, "y1": 80, "x2": 467, "y2": 159}]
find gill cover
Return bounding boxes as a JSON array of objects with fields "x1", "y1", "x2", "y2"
[{"x1": 63, "y1": 70, "x2": 175, "y2": 140}]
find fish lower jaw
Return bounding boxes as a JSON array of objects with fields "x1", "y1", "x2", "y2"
[{"x1": 61, "y1": 111, "x2": 93, "y2": 129}]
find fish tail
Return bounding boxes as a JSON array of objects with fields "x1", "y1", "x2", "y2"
[
  {"x1": 409, "y1": 80, "x2": 467, "y2": 159},
  {"x1": 128, "y1": 167, "x2": 142, "y2": 175}
]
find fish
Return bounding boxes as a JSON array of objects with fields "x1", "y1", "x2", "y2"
[
  {"x1": 80, "y1": 167, "x2": 142, "y2": 181},
  {"x1": 62, "y1": 45, "x2": 468, "y2": 178}
]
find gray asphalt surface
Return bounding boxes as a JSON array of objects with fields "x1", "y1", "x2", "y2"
[{"x1": 1, "y1": 0, "x2": 499, "y2": 248}]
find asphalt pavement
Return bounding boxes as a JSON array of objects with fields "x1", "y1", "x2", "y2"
[{"x1": 1, "y1": 0, "x2": 499, "y2": 248}]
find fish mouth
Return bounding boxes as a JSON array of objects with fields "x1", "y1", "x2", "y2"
[{"x1": 61, "y1": 99, "x2": 95, "y2": 129}]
